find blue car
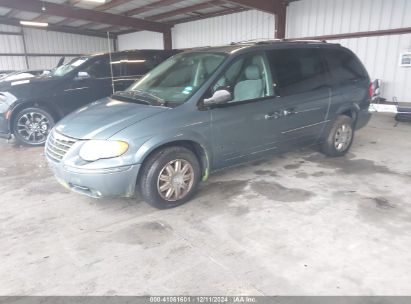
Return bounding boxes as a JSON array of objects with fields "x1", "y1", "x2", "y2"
[{"x1": 45, "y1": 41, "x2": 372, "y2": 209}]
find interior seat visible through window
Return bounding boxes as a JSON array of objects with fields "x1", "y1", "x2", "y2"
[
  {"x1": 211, "y1": 53, "x2": 273, "y2": 103},
  {"x1": 234, "y1": 64, "x2": 263, "y2": 101}
]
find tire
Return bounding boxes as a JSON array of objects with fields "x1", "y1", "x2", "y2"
[
  {"x1": 138, "y1": 146, "x2": 201, "y2": 209},
  {"x1": 13, "y1": 107, "x2": 54, "y2": 146},
  {"x1": 320, "y1": 115, "x2": 354, "y2": 157}
]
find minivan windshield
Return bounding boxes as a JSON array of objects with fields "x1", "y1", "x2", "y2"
[
  {"x1": 51, "y1": 56, "x2": 91, "y2": 77},
  {"x1": 128, "y1": 52, "x2": 227, "y2": 105}
]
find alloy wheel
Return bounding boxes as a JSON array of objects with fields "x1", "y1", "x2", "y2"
[
  {"x1": 16, "y1": 112, "x2": 51, "y2": 144},
  {"x1": 157, "y1": 159, "x2": 194, "y2": 201},
  {"x1": 334, "y1": 123, "x2": 353, "y2": 152}
]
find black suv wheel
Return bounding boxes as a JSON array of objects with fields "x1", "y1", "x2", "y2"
[
  {"x1": 321, "y1": 115, "x2": 354, "y2": 157},
  {"x1": 139, "y1": 146, "x2": 201, "y2": 209},
  {"x1": 13, "y1": 107, "x2": 54, "y2": 146}
]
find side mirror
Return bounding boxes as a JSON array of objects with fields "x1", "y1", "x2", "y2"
[
  {"x1": 75, "y1": 71, "x2": 91, "y2": 80},
  {"x1": 203, "y1": 89, "x2": 232, "y2": 106}
]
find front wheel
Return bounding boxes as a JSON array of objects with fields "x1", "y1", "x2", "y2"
[
  {"x1": 139, "y1": 146, "x2": 201, "y2": 209},
  {"x1": 13, "y1": 107, "x2": 54, "y2": 146},
  {"x1": 320, "y1": 115, "x2": 354, "y2": 157}
]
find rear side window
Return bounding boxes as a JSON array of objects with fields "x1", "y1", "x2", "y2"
[
  {"x1": 322, "y1": 49, "x2": 367, "y2": 85},
  {"x1": 267, "y1": 48, "x2": 327, "y2": 96}
]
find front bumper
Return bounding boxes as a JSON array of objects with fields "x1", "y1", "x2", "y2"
[
  {"x1": 48, "y1": 161, "x2": 141, "y2": 198},
  {"x1": 0, "y1": 112, "x2": 11, "y2": 139},
  {"x1": 0, "y1": 132, "x2": 11, "y2": 139}
]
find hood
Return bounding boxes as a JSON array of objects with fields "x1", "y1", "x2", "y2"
[
  {"x1": 0, "y1": 75, "x2": 62, "y2": 98},
  {"x1": 55, "y1": 97, "x2": 169, "y2": 140}
]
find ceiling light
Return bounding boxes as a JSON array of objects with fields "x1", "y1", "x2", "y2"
[{"x1": 20, "y1": 20, "x2": 49, "y2": 27}]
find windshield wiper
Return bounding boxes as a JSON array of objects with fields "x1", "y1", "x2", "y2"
[
  {"x1": 133, "y1": 89, "x2": 167, "y2": 106},
  {"x1": 112, "y1": 90, "x2": 167, "y2": 106},
  {"x1": 111, "y1": 91, "x2": 151, "y2": 105}
]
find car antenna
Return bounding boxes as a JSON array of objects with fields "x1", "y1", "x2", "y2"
[{"x1": 107, "y1": 31, "x2": 115, "y2": 94}]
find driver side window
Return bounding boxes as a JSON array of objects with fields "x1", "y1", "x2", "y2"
[
  {"x1": 212, "y1": 53, "x2": 273, "y2": 103},
  {"x1": 84, "y1": 58, "x2": 110, "y2": 79}
]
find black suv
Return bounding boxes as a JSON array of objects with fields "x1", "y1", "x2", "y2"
[{"x1": 0, "y1": 49, "x2": 179, "y2": 145}]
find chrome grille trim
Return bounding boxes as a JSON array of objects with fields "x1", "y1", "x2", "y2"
[{"x1": 46, "y1": 131, "x2": 77, "y2": 162}]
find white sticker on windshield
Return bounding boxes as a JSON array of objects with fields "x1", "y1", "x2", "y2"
[{"x1": 182, "y1": 86, "x2": 193, "y2": 94}]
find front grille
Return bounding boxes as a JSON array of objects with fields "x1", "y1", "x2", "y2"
[{"x1": 46, "y1": 131, "x2": 77, "y2": 162}]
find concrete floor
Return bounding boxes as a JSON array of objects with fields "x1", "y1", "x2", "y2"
[{"x1": 1, "y1": 113, "x2": 411, "y2": 296}]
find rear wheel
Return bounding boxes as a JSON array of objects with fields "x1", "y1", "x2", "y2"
[
  {"x1": 139, "y1": 146, "x2": 201, "y2": 209},
  {"x1": 13, "y1": 107, "x2": 54, "y2": 146},
  {"x1": 321, "y1": 115, "x2": 354, "y2": 157}
]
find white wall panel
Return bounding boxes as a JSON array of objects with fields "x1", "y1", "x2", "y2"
[
  {"x1": 335, "y1": 34, "x2": 411, "y2": 103},
  {"x1": 287, "y1": 0, "x2": 411, "y2": 38},
  {"x1": 0, "y1": 28, "x2": 111, "y2": 71},
  {"x1": 172, "y1": 10, "x2": 275, "y2": 49},
  {"x1": 118, "y1": 31, "x2": 164, "y2": 50},
  {"x1": 23, "y1": 28, "x2": 111, "y2": 54},
  {"x1": 0, "y1": 35, "x2": 24, "y2": 53},
  {"x1": 118, "y1": 10, "x2": 275, "y2": 51},
  {"x1": 287, "y1": 0, "x2": 411, "y2": 102},
  {"x1": 0, "y1": 56, "x2": 26, "y2": 70}
]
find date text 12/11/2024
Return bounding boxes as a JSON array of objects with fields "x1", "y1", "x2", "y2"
[{"x1": 149, "y1": 296, "x2": 257, "y2": 303}]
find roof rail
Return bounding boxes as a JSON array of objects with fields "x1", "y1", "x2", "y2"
[
  {"x1": 282, "y1": 38, "x2": 328, "y2": 43},
  {"x1": 230, "y1": 38, "x2": 328, "y2": 45},
  {"x1": 230, "y1": 38, "x2": 282, "y2": 45}
]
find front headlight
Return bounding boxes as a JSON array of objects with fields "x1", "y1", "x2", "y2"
[{"x1": 79, "y1": 140, "x2": 129, "y2": 161}]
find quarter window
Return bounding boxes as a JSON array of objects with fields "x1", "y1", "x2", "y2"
[
  {"x1": 322, "y1": 49, "x2": 367, "y2": 85},
  {"x1": 267, "y1": 49, "x2": 327, "y2": 96},
  {"x1": 212, "y1": 53, "x2": 273, "y2": 102}
]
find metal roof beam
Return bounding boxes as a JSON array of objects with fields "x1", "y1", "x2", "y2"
[
  {"x1": 0, "y1": 16, "x2": 115, "y2": 38},
  {"x1": 223, "y1": 0, "x2": 286, "y2": 14},
  {"x1": 0, "y1": 0, "x2": 170, "y2": 33},
  {"x1": 146, "y1": 0, "x2": 224, "y2": 21},
  {"x1": 124, "y1": 0, "x2": 185, "y2": 17}
]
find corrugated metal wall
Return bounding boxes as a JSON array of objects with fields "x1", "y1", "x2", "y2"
[
  {"x1": 118, "y1": 10, "x2": 275, "y2": 51},
  {"x1": 287, "y1": 0, "x2": 411, "y2": 102},
  {"x1": 0, "y1": 24, "x2": 25, "y2": 70},
  {"x1": 0, "y1": 26, "x2": 112, "y2": 71},
  {"x1": 172, "y1": 10, "x2": 275, "y2": 49},
  {"x1": 118, "y1": 31, "x2": 164, "y2": 50}
]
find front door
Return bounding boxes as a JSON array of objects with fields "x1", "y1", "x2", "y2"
[
  {"x1": 58, "y1": 56, "x2": 113, "y2": 114},
  {"x1": 209, "y1": 52, "x2": 283, "y2": 169}
]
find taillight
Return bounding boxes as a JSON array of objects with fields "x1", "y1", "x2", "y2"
[{"x1": 369, "y1": 83, "x2": 374, "y2": 98}]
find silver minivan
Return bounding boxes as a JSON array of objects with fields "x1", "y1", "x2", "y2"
[{"x1": 46, "y1": 41, "x2": 372, "y2": 209}]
